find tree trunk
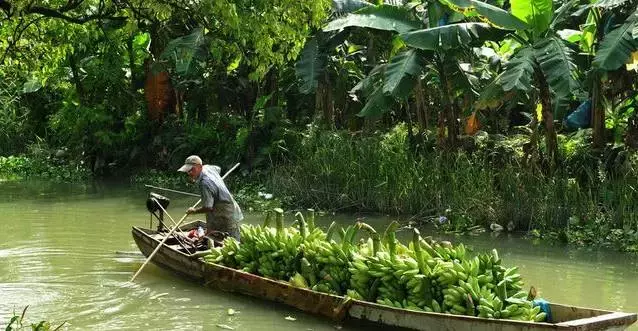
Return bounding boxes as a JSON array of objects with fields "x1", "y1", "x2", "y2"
[
  {"x1": 438, "y1": 59, "x2": 458, "y2": 148},
  {"x1": 414, "y1": 79, "x2": 428, "y2": 130},
  {"x1": 523, "y1": 115, "x2": 540, "y2": 168},
  {"x1": 536, "y1": 69, "x2": 559, "y2": 172},
  {"x1": 315, "y1": 78, "x2": 325, "y2": 123},
  {"x1": 127, "y1": 34, "x2": 136, "y2": 100},
  {"x1": 591, "y1": 72, "x2": 605, "y2": 149},
  {"x1": 266, "y1": 69, "x2": 279, "y2": 108},
  {"x1": 437, "y1": 105, "x2": 446, "y2": 148},
  {"x1": 68, "y1": 53, "x2": 85, "y2": 105},
  {"x1": 316, "y1": 72, "x2": 334, "y2": 128}
]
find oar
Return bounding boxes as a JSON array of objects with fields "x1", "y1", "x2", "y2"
[{"x1": 131, "y1": 162, "x2": 240, "y2": 282}]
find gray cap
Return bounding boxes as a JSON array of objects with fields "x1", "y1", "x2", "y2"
[{"x1": 177, "y1": 155, "x2": 203, "y2": 172}]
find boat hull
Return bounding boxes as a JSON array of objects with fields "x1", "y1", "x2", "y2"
[{"x1": 132, "y1": 224, "x2": 637, "y2": 331}]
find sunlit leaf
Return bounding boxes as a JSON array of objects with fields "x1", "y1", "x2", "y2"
[
  {"x1": 226, "y1": 55, "x2": 241, "y2": 73},
  {"x1": 324, "y1": 5, "x2": 422, "y2": 33},
  {"x1": 581, "y1": 11, "x2": 597, "y2": 53},
  {"x1": 22, "y1": 77, "x2": 42, "y2": 94},
  {"x1": 471, "y1": 1, "x2": 529, "y2": 30},
  {"x1": 510, "y1": 0, "x2": 553, "y2": 34},
  {"x1": 557, "y1": 29, "x2": 583, "y2": 44},
  {"x1": 593, "y1": 0, "x2": 630, "y2": 9}
]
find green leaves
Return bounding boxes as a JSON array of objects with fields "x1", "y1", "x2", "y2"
[
  {"x1": 383, "y1": 49, "x2": 423, "y2": 98},
  {"x1": 501, "y1": 36, "x2": 581, "y2": 98},
  {"x1": 159, "y1": 28, "x2": 208, "y2": 77},
  {"x1": 358, "y1": 87, "x2": 394, "y2": 117},
  {"x1": 470, "y1": 1, "x2": 529, "y2": 30},
  {"x1": 22, "y1": 77, "x2": 42, "y2": 94},
  {"x1": 510, "y1": 0, "x2": 553, "y2": 35},
  {"x1": 557, "y1": 29, "x2": 583, "y2": 44},
  {"x1": 593, "y1": 20, "x2": 638, "y2": 70},
  {"x1": 401, "y1": 23, "x2": 504, "y2": 51},
  {"x1": 324, "y1": 5, "x2": 422, "y2": 33},
  {"x1": 501, "y1": 47, "x2": 536, "y2": 92},
  {"x1": 593, "y1": 0, "x2": 631, "y2": 9},
  {"x1": 296, "y1": 37, "x2": 325, "y2": 94},
  {"x1": 534, "y1": 36, "x2": 581, "y2": 98},
  {"x1": 442, "y1": 0, "x2": 528, "y2": 30},
  {"x1": 331, "y1": 0, "x2": 373, "y2": 14}
]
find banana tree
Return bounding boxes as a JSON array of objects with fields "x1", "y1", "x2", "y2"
[
  {"x1": 592, "y1": 3, "x2": 638, "y2": 148},
  {"x1": 296, "y1": 0, "x2": 406, "y2": 129},
  {"x1": 449, "y1": 0, "x2": 584, "y2": 170},
  {"x1": 321, "y1": 1, "x2": 511, "y2": 147}
]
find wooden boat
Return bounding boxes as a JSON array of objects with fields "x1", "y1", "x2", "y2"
[{"x1": 132, "y1": 221, "x2": 637, "y2": 331}]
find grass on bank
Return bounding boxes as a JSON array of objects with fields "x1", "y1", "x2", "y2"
[{"x1": 267, "y1": 125, "x2": 638, "y2": 252}]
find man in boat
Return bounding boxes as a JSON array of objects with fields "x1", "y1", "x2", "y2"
[{"x1": 178, "y1": 155, "x2": 243, "y2": 242}]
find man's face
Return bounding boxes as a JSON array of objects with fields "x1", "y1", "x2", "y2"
[{"x1": 187, "y1": 164, "x2": 202, "y2": 181}]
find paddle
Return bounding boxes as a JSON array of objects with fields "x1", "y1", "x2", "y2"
[{"x1": 130, "y1": 162, "x2": 240, "y2": 282}]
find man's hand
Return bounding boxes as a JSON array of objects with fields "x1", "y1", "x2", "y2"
[{"x1": 186, "y1": 207, "x2": 197, "y2": 214}]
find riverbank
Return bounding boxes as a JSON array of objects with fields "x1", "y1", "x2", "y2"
[{"x1": 2, "y1": 126, "x2": 638, "y2": 252}]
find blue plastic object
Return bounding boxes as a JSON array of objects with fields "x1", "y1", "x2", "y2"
[
  {"x1": 438, "y1": 13, "x2": 449, "y2": 27},
  {"x1": 564, "y1": 99, "x2": 592, "y2": 130},
  {"x1": 533, "y1": 298, "x2": 553, "y2": 322}
]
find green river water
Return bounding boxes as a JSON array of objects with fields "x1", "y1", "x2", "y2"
[{"x1": 0, "y1": 181, "x2": 637, "y2": 330}]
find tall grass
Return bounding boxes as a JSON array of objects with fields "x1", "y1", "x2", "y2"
[{"x1": 268, "y1": 124, "x2": 638, "y2": 250}]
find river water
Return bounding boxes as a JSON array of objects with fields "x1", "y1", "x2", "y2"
[{"x1": 0, "y1": 181, "x2": 636, "y2": 330}]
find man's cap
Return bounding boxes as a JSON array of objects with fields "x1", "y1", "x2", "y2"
[{"x1": 177, "y1": 155, "x2": 203, "y2": 172}]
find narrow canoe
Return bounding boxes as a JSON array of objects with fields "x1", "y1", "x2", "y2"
[{"x1": 132, "y1": 222, "x2": 637, "y2": 331}]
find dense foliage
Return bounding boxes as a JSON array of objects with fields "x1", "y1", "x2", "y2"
[{"x1": 1, "y1": 0, "x2": 638, "y2": 250}]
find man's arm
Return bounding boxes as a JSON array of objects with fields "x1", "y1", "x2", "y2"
[{"x1": 186, "y1": 206, "x2": 214, "y2": 214}]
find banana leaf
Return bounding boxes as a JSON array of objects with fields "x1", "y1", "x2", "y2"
[
  {"x1": 534, "y1": 36, "x2": 581, "y2": 98},
  {"x1": 510, "y1": 0, "x2": 553, "y2": 35},
  {"x1": 159, "y1": 28, "x2": 208, "y2": 77},
  {"x1": 500, "y1": 46, "x2": 536, "y2": 93},
  {"x1": 401, "y1": 23, "x2": 505, "y2": 51},
  {"x1": 593, "y1": 20, "x2": 638, "y2": 70},
  {"x1": 324, "y1": 5, "x2": 422, "y2": 33},
  {"x1": 383, "y1": 49, "x2": 424, "y2": 98},
  {"x1": 296, "y1": 37, "x2": 325, "y2": 94}
]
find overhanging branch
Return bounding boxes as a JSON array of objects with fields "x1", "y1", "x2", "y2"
[
  {"x1": 1, "y1": 0, "x2": 126, "y2": 24},
  {"x1": 27, "y1": 6, "x2": 126, "y2": 24}
]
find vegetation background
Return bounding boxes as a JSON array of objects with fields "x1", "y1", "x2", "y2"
[{"x1": 1, "y1": 0, "x2": 637, "y2": 251}]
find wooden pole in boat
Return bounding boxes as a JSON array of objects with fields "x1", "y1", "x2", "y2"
[
  {"x1": 130, "y1": 162, "x2": 240, "y2": 282},
  {"x1": 144, "y1": 185, "x2": 199, "y2": 197}
]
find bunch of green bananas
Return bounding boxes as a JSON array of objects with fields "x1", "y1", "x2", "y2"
[
  {"x1": 203, "y1": 235, "x2": 240, "y2": 268},
  {"x1": 347, "y1": 223, "x2": 380, "y2": 301},
  {"x1": 302, "y1": 222, "x2": 360, "y2": 295},
  {"x1": 475, "y1": 288, "x2": 547, "y2": 321},
  {"x1": 203, "y1": 209, "x2": 549, "y2": 323}
]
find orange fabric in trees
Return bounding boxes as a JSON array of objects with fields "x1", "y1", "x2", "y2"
[
  {"x1": 465, "y1": 111, "x2": 480, "y2": 135},
  {"x1": 144, "y1": 65, "x2": 176, "y2": 122}
]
